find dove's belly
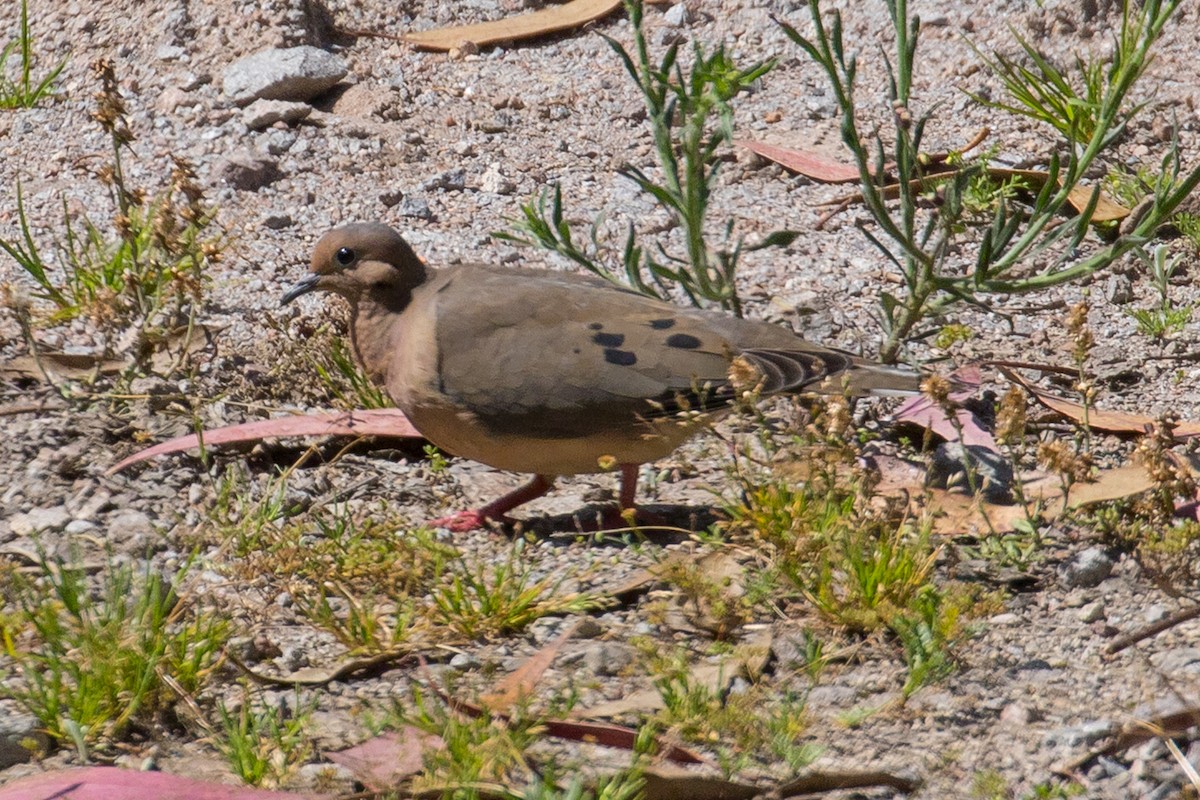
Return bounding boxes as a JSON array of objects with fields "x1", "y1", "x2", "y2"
[{"x1": 402, "y1": 401, "x2": 708, "y2": 475}]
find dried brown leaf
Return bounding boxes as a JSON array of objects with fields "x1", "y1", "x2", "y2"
[
  {"x1": 1005, "y1": 368, "x2": 1200, "y2": 438},
  {"x1": 404, "y1": 0, "x2": 621, "y2": 51},
  {"x1": 479, "y1": 619, "x2": 581, "y2": 713}
]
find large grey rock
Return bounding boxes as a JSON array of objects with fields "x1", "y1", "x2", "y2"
[{"x1": 223, "y1": 46, "x2": 347, "y2": 106}]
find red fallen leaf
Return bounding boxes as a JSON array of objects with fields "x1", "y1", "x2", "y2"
[
  {"x1": 1003, "y1": 368, "x2": 1200, "y2": 439},
  {"x1": 443, "y1": 694, "x2": 706, "y2": 765},
  {"x1": 0, "y1": 767, "x2": 326, "y2": 800},
  {"x1": 733, "y1": 139, "x2": 864, "y2": 183},
  {"x1": 106, "y1": 409, "x2": 423, "y2": 474},
  {"x1": 326, "y1": 726, "x2": 442, "y2": 793}
]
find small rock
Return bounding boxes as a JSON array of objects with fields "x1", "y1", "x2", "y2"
[
  {"x1": 263, "y1": 212, "x2": 293, "y2": 230},
  {"x1": 449, "y1": 652, "x2": 480, "y2": 670},
  {"x1": 106, "y1": 509, "x2": 156, "y2": 546},
  {"x1": 479, "y1": 163, "x2": 515, "y2": 194},
  {"x1": 805, "y1": 685, "x2": 858, "y2": 708},
  {"x1": 573, "y1": 617, "x2": 603, "y2": 639},
  {"x1": 1149, "y1": 647, "x2": 1200, "y2": 673},
  {"x1": 242, "y1": 98, "x2": 312, "y2": 131},
  {"x1": 223, "y1": 45, "x2": 348, "y2": 106},
  {"x1": 1045, "y1": 720, "x2": 1116, "y2": 748},
  {"x1": 1061, "y1": 547, "x2": 1114, "y2": 588},
  {"x1": 1145, "y1": 604, "x2": 1169, "y2": 624},
  {"x1": 398, "y1": 197, "x2": 433, "y2": 220},
  {"x1": 155, "y1": 44, "x2": 186, "y2": 61},
  {"x1": 179, "y1": 71, "x2": 210, "y2": 91},
  {"x1": 64, "y1": 519, "x2": 97, "y2": 535},
  {"x1": 278, "y1": 646, "x2": 309, "y2": 672},
  {"x1": 1076, "y1": 601, "x2": 1106, "y2": 623},
  {"x1": 663, "y1": 3, "x2": 690, "y2": 26},
  {"x1": 1106, "y1": 274, "x2": 1134, "y2": 305},
  {"x1": 129, "y1": 375, "x2": 177, "y2": 411},
  {"x1": 8, "y1": 505, "x2": 72, "y2": 536},
  {"x1": 926, "y1": 443, "x2": 1013, "y2": 503},
  {"x1": 988, "y1": 612, "x2": 1021, "y2": 626},
  {"x1": 1000, "y1": 703, "x2": 1035, "y2": 725},
  {"x1": 582, "y1": 642, "x2": 635, "y2": 677},
  {"x1": 261, "y1": 129, "x2": 298, "y2": 155},
  {"x1": 215, "y1": 150, "x2": 281, "y2": 191},
  {"x1": 420, "y1": 168, "x2": 466, "y2": 192},
  {"x1": 379, "y1": 189, "x2": 404, "y2": 208},
  {"x1": 294, "y1": 762, "x2": 357, "y2": 793},
  {"x1": 0, "y1": 710, "x2": 48, "y2": 768},
  {"x1": 157, "y1": 87, "x2": 195, "y2": 113}
]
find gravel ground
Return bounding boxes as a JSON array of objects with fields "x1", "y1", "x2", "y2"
[{"x1": 4, "y1": 0, "x2": 1200, "y2": 797}]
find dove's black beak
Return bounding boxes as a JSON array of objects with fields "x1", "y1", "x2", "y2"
[{"x1": 281, "y1": 273, "x2": 321, "y2": 305}]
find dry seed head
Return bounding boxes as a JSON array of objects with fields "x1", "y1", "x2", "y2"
[
  {"x1": 114, "y1": 214, "x2": 133, "y2": 242},
  {"x1": 729, "y1": 355, "x2": 764, "y2": 398},
  {"x1": 2, "y1": 283, "x2": 31, "y2": 314},
  {"x1": 921, "y1": 374, "x2": 952, "y2": 406},
  {"x1": 91, "y1": 59, "x2": 134, "y2": 144},
  {"x1": 817, "y1": 396, "x2": 851, "y2": 441},
  {"x1": 1073, "y1": 377, "x2": 1098, "y2": 406},
  {"x1": 1036, "y1": 440, "x2": 1093, "y2": 484},
  {"x1": 1066, "y1": 301, "x2": 1094, "y2": 361},
  {"x1": 995, "y1": 387, "x2": 1028, "y2": 446}
]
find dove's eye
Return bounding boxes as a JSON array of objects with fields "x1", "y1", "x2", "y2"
[{"x1": 335, "y1": 247, "x2": 356, "y2": 266}]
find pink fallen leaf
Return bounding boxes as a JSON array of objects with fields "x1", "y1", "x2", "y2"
[
  {"x1": 107, "y1": 409, "x2": 423, "y2": 474},
  {"x1": 326, "y1": 727, "x2": 443, "y2": 792},
  {"x1": 733, "y1": 139, "x2": 864, "y2": 183},
  {"x1": 894, "y1": 365, "x2": 997, "y2": 451},
  {"x1": 0, "y1": 767, "x2": 325, "y2": 800}
]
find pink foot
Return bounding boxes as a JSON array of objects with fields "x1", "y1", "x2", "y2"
[{"x1": 428, "y1": 509, "x2": 496, "y2": 532}]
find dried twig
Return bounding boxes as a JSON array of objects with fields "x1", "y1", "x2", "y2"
[{"x1": 1105, "y1": 603, "x2": 1200, "y2": 655}]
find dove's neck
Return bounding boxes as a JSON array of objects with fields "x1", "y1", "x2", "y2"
[{"x1": 349, "y1": 294, "x2": 407, "y2": 387}]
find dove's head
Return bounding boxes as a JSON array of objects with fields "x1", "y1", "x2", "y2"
[{"x1": 282, "y1": 223, "x2": 427, "y2": 306}]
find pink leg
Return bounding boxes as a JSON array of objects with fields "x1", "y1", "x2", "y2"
[
  {"x1": 619, "y1": 463, "x2": 640, "y2": 510},
  {"x1": 429, "y1": 474, "x2": 555, "y2": 532}
]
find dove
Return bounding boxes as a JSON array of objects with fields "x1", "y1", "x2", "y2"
[{"x1": 282, "y1": 223, "x2": 921, "y2": 531}]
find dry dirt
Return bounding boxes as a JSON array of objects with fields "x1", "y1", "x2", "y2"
[{"x1": 3, "y1": 0, "x2": 1200, "y2": 798}]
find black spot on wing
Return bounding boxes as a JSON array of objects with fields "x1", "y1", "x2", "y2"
[
  {"x1": 666, "y1": 333, "x2": 702, "y2": 349},
  {"x1": 604, "y1": 348, "x2": 638, "y2": 366},
  {"x1": 593, "y1": 331, "x2": 626, "y2": 348},
  {"x1": 588, "y1": 322, "x2": 604, "y2": 330},
  {"x1": 649, "y1": 318, "x2": 675, "y2": 329}
]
